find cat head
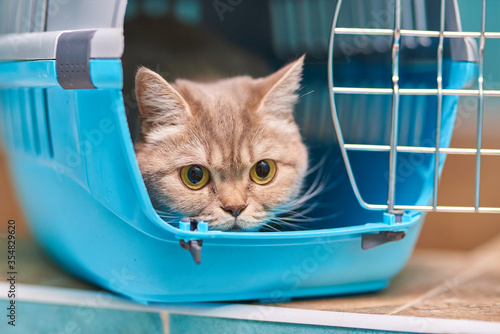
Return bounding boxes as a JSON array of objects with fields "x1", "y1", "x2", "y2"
[{"x1": 135, "y1": 56, "x2": 308, "y2": 231}]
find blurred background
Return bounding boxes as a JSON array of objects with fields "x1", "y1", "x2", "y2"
[{"x1": 1, "y1": 0, "x2": 499, "y2": 250}]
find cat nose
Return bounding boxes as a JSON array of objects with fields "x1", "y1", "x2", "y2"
[{"x1": 221, "y1": 204, "x2": 248, "y2": 218}]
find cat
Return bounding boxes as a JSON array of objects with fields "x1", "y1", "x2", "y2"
[{"x1": 134, "y1": 56, "x2": 308, "y2": 232}]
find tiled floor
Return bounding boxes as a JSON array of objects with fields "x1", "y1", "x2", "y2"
[{"x1": 268, "y1": 235, "x2": 500, "y2": 322}]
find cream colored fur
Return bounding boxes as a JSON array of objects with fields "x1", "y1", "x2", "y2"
[{"x1": 135, "y1": 56, "x2": 308, "y2": 231}]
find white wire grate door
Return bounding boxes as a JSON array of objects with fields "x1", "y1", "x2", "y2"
[{"x1": 328, "y1": 0, "x2": 500, "y2": 214}]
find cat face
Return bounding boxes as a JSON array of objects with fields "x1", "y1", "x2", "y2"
[{"x1": 135, "y1": 56, "x2": 308, "y2": 231}]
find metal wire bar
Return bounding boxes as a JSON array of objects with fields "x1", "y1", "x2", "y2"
[
  {"x1": 475, "y1": 0, "x2": 486, "y2": 210},
  {"x1": 333, "y1": 27, "x2": 500, "y2": 38},
  {"x1": 331, "y1": 87, "x2": 500, "y2": 97},
  {"x1": 391, "y1": 205, "x2": 500, "y2": 213},
  {"x1": 387, "y1": 0, "x2": 402, "y2": 213},
  {"x1": 433, "y1": 0, "x2": 446, "y2": 209},
  {"x1": 328, "y1": 0, "x2": 379, "y2": 212},
  {"x1": 328, "y1": 0, "x2": 500, "y2": 214},
  {"x1": 344, "y1": 144, "x2": 500, "y2": 156}
]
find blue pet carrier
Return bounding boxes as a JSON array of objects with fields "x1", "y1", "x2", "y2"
[{"x1": 0, "y1": 0, "x2": 485, "y2": 303}]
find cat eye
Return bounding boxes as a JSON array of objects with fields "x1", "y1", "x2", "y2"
[
  {"x1": 250, "y1": 159, "x2": 276, "y2": 185},
  {"x1": 180, "y1": 165, "x2": 210, "y2": 190}
]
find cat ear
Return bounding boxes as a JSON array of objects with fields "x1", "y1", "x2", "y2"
[
  {"x1": 135, "y1": 67, "x2": 191, "y2": 126},
  {"x1": 256, "y1": 55, "x2": 305, "y2": 119}
]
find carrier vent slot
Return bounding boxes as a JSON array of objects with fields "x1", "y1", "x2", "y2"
[
  {"x1": 40, "y1": 0, "x2": 48, "y2": 32},
  {"x1": 18, "y1": 89, "x2": 33, "y2": 153},
  {"x1": 0, "y1": 0, "x2": 48, "y2": 33},
  {"x1": 14, "y1": 1, "x2": 23, "y2": 33},
  {"x1": 0, "y1": 90, "x2": 13, "y2": 147},
  {"x1": 21, "y1": 0, "x2": 34, "y2": 32},
  {"x1": 8, "y1": 90, "x2": 23, "y2": 151},
  {"x1": 42, "y1": 89, "x2": 54, "y2": 158},
  {"x1": 0, "y1": 1, "x2": 46, "y2": 34},
  {"x1": 28, "y1": 89, "x2": 42, "y2": 156},
  {"x1": 0, "y1": 92, "x2": 4, "y2": 143},
  {"x1": 33, "y1": 0, "x2": 48, "y2": 32}
]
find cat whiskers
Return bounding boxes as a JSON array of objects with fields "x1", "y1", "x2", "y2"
[
  {"x1": 284, "y1": 198, "x2": 322, "y2": 217},
  {"x1": 295, "y1": 83, "x2": 315, "y2": 101},
  {"x1": 298, "y1": 89, "x2": 315, "y2": 100},
  {"x1": 266, "y1": 156, "x2": 343, "y2": 229},
  {"x1": 304, "y1": 154, "x2": 328, "y2": 177},
  {"x1": 260, "y1": 222, "x2": 282, "y2": 232},
  {"x1": 154, "y1": 209, "x2": 182, "y2": 222},
  {"x1": 267, "y1": 203, "x2": 318, "y2": 223},
  {"x1": 276, "y1": 166, "x2": 327, "y2": 215},
  {"x1": 288, "y1": 157, "x2": 342, "y2": 211},
  {"x1": 263, "y1": 217, "x2": 306, "y2": 231}
]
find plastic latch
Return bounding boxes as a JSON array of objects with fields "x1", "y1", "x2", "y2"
[
  {"x1": 178, "y1": 218, "x2": 208, "y2": 264},
  {"x1": 383, "y1": 210, "x2": 407, "y2": 224},
  {"x1": 361, "y1": 231, "x2": 406, "y2": 250},
  {"x1": 56, "y1": 30, "x2": 97, "y2": 89}
]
